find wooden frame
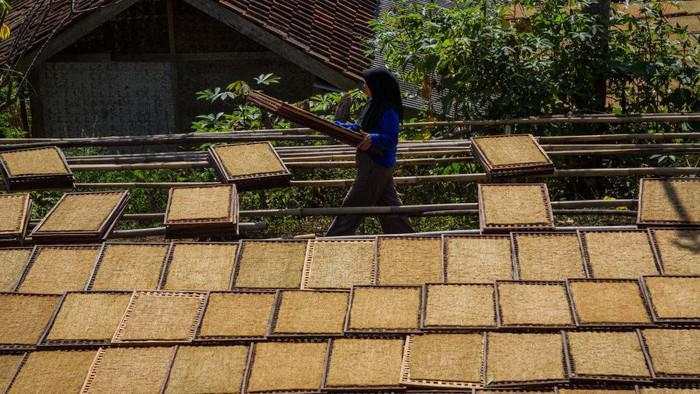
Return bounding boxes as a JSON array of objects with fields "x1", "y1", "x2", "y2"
[
  {"x1": 421, "y1": 283, "x2": 498, "y2": 331},
  {"x1": 29, "y1": 191, "x2": 129, "y2": 243},
  {"x1": 208, "y1": 142, "x2": 291, "y2": 191},
  {"x1": 267, "y1": 289, "x2": 351, "y2": 338},
  {"x1": 640, "y1": 275, "x2": 700, "y2": 324},
  {"x1": 0, "y1": 193, "x2": 32, "y2": 245},
  {"x1": 470, "y1": 134, "x2": 554, "y2": 177},
  {"x1": 0, "y1": 292, "x2": 62, "y2": 351},
  {"x1": 566, "y1": 278, "x2": 654, "y2": 328},
  {"x1": 344, "y1": 285, "x2": 423, "y2": 335},
  {"x1": 0, "y1": 146, "x2": 74, "y2": 191},
  {"x1": 637, "y1": 178, "x2": 700, "y2": 227},
  {"x1": 478, "y1": 183, "x2": 555, "y2": 233},
  {"x1": 164, "y1": 185, "x2": 239, "y2": 239},
  {"x1": 495, "y1": 280, "x2": 575, "y2": 330},
  {"x1": 194, "y1": 290, "x2": 277, "y2": 343}
]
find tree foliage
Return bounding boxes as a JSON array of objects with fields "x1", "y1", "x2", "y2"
[{"x1": 372, "y1": 0, "x2": 698, "y2": 119}]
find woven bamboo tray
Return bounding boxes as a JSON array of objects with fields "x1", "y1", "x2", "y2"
[
  {"x1": 233, "y1": 240, "x2": 309, "y2": 289},
  {"x1": 485, "y1": 332, "x2": 567, "y2": 387},
  {"x1": 422, "y1": 284, "x2": 497, "y2": 330},
  {"x1": 0, "y1": 146, "x2": 73, "y2": 191},
  {"x1": 641, "y1": 276, "x2": 700, "y2": 324},
  {"x1": 639, "y1": 329, "x2": 700, "y2": 382},
  {"x1": 0, "y1": 248, "x2": 32, "y2": 291},
  {"x1": 478, "y1": 184, "x2": 555, "y2": 233},
  {"x1": 163, "y1": 345, "x2": 249, "y2": 393},
  {"x1": 637, "y1": 178, "x2": 700, "y2": 227},
  {"x1": 164, "y1": 185, "x2": 239, "y2": 238},
  {"x1": 80, "y1": 346, "x2": 176, "y2": 393},
  {"x1": 323, "y1": 338, "x2": 405, "y2": 390},
  {"x1": 302, "y1": 239, "x2": 376, "y2": 289},
  {"x1": 0, "y1": 293, "x2": 61, "y2": 350},
  {"x1": 0, "y1": 194, "x2": 31, "y2": 244},
  {"x1": 566, "y1": 279, "x2": 653, "y2": 328},
  {"x1": 471, "y1": 134, "x2": 554, "y2": 177},
  {"x1": 39, "y1": 291, "x2": 132, "y2": 347},
  {"x1": 345, "y1": 285, "x2": 422, "y2": 334},
  {"x1": 648, "y1": 229, "x2": 700, "y2": 275},
  {"x1": 16, "y1": 245, "x2": 100, "y2": 293},
  {"x1": 495, "y1": 281, "x2": 574, "y2": 329},
  {"x1": 161, "y1": 242, "x2": 239, "y2": 291},
  {"x1": 376, "y1": 236, "x2": 444, "y2": 285},
  {"x1": 401, "y1": 333, "x2": 484, "y2": 389},
  {"x1": 30, "y1": 191, "x2": 129, "y2": 243},
  {"x1": 443, "y1": 235, "x2": 515, "y2": 283},
  {"x1": 112, "y1": 291, "x2": 207, "y2": 344},
  {"x1": 208, "y1": 142, "x2": 291, "y2": 190},
  {"x1": 563, "y1": 330, "x2": 652, "y2": 383},
  {"x1": 580, "y1": 230, "x2": 660, "y2": 278},
  {"x1": 269, "y1": 289, "x2": 350, "y2": 337},
  {"x1": 87, "y1": 243, "x2": 169, "y2": 291},
  {"x1": 195, "y1": 290, "x2": 276, "y2": 342},
  {"x1": 6, "y1": 350, "x2": 96, "y2": 393},
  {"x1": 512, "y1": 232, "x2": 587, "y2": 280},
  {"x1": 245, "y1": 341, "x2": 328, "y2": 393}
]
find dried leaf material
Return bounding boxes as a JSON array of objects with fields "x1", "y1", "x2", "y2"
[
  {"x1": 46, "y1": 293, "x2": 131, "y2": 342},
  {"x1": 213, "y1": 143, "x2": 286, "y2": 177},
  {"x1": 0, "y1": 248, "x2": 31, "y2": 291},
  {"x1": 306, "y1": 240, "x2": 375, "y2": 289},
  {"x1": 0, "y1": 294, "x2": 60, "y2": 345},
  {"x1": 377, "y1": 237, "x2": 443, "y2": 285},
  {"x1": 166, "y1": 185, "x2": 233, "y2": 222},
  {"x1": 82, "y1": 347, "x2": 175, "y2": 393},
  {"x1": 568, "y1": 280, "x2": 650, "y2": 324},
  {"x1": 584, "y1": 231, "x2": 658, "y2": 278},
  {"x1": 165, "y1": 346, "x2": 248, "y2": 393},
  {"x1": 424, "y1": 284, "x2": 496, "y2": 327},
  {"x1": 651, "y1": 229, "x2": 700, "y2": 275},
  {"x1": 0, "y1": 194, "x2": 27, "y2": 233},
  {"x1": 515, "y1": 233, "x2": 585, "y2": 280},
  {"x1": 90, "y1": 244, "x2": 168, "y2": 291},
  {"x1": 35, "y1": 192, "x2": 125, "y2": 233},
  {"x1": 642, "y1": 329, "x2": 700, "y2": 376},
  {"x1": 198, "y1": 292, "x2": 275, "y2": 338},
  {"x1": 246, "y1": 342, "x2": 327, "y2": 392},
  {"x1": 479, "y1": 184, "x2": 553, "y2": 228},
  {"x1": 348, "y1": 287, "x2": 421, "y2": 331},
  {"x1": 18, "y1": 246, "x2": 100, "y2": 293},
  {"x1": 1, "y1": 147, "x2": 69, "y2": 176},
  {"x1": 486, "y1": 332, "x2": 565, "y2": 383},
  {"x1": 163, "y1": 243, "x2": 237, "y2": 291},
  {"x1": 638, "y1": 178, "x2": 699, "y2": 224},
  {"x1": 234, "y1": 241, "x2": 307, "y2": 288},
  {"x1": 445, "y1": 236, "x2": 513, "y2": 282},
  {"x1": 566, "y1": 331, "x2": 650, "y2": 377},
  {"x1": 408, "y1": 334, "x2": 483, "y2": 383},
  {"x1": 325, "y1": 338, "x2": 404, "y2": 388},
  {"x1": 473, "y1": 134, "x2": 550, "y2": 166},
  {"x1": 272, "y1": 290, "x2": 349, "y2": 335},
  {"x1": 8, "y1": 351, "x2": 95, "y2": 394},
  {"x1": 497, "y1": 282, "x2": 573, "y2": 326}
]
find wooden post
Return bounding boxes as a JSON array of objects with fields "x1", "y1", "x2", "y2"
[{"x1": 166, "y1": 0, "x2": 179, "y2": 133}]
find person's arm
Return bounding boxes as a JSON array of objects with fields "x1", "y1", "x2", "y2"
[
  {"x1": 368, "y1": 109, "x2": 399, "y2": 151},
  {"x1": 334, "y1": 120, "x2": 361, "y2": 132}
]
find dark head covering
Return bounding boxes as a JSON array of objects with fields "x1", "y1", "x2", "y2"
[{"x1": 358, "y1": 67, "x2": 404, "y2": 131}]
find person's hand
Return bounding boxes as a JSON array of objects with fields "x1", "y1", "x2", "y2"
[{"x1": 358, "y1": 134, "x2": 372, "y2": 151}]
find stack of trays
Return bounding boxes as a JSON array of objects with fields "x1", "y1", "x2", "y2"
[
  {"x1": 208, "y1": 142, "x2": 290, "y2": 190},
  {"x1": 0, "y1": 147, "x2": 73, "y2": 191},
  {"x1": 30, "y1": 192, "x2": 129, "y2": 243},
  {"x1": 246, "y1": 90, "x2": 366, "y2": 146},
  {"x1": 471, "y1": 134, "x2": 554, "y2": 177},
  {"x1": 164, "y1": 185, "x2": 239, "y2": 238}
]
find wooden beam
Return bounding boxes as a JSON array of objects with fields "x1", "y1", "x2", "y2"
[{"x1": 182, "y1": 0, "x2": 357, "y2": 90}]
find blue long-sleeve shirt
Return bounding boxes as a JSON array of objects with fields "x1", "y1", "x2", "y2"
[{"x1": 336, "y1": 108, "x2": 399, "y2": 168}]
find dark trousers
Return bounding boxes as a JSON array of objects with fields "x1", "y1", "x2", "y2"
[{"x1": 325, "y1": 151, "x2": 414, "y2": 236}]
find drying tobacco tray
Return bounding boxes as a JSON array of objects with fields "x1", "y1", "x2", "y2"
[
  {"x1": 30, "y1": 191, "x2": 129, "y2": 243},
  {"x1": 0, "y1": 193, "x2": 31, "y2": 244},
  {"x1": 195, "y1": 290, "x2": 276, "y2": 342},
  {"x1": 478, "y1": 183, "x2": 555, "y2": 233},
  {"x1": 637, "y1": 178, "x2": 700, "y2": 227},
  {"x1": 422, "y1": 283, "x2": 497, "y2": 330},
  {"x1": 164, "y1": 185, "x2": 239, "y2": 238},
  {"x1": 0, "y1": 146, "x2": 73, "y2": 191},
  {"x1": 208, "y1": 142, "x2": 291, "y2": 190},
  {"x1": 302, "y1": 239, "x2": 376, "y2": 289},
  {"x1": 471, "y1": 134, "x2": 554, "y2": 177}
]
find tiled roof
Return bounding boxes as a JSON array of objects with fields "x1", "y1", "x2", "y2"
[{"x1": 0, "y1": 0, "x2": 379, "y2": 82}]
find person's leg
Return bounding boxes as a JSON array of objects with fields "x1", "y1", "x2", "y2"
[
  {"x1": 325, "y1": 153, "x2": 392, "y2": 236},
  {"x1": 377, "y1": 177, "x2": 414, "y2": 234}
]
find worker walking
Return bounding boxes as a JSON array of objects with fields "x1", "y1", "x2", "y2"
[{"x1": 326, "y1": 67, "x2": 414, "y2": 236}]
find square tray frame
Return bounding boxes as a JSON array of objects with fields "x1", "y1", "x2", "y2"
[
  {"x1": 478, "y1": 183, "x2": 555, "y2": 233},
  {"x1": 0, "y1": 292, "x2": 62, "y2": 351},
  {"x1": 111, "y1": 291, "x2": 207, "y2": 346},
  {"x1": 637, "y1": 328, "x2": 700, "y2": 382},
  {"x1": 164, "y1": 185, "x2": 239, "y2": 239},
  {"x1": 647, "y1": 228, "x2": 700, "y2": 275},
  {"x1": 0, "y1": 146, "x2": 74, "y2": 191},
  {"x1": 511, "y1": 231, "x2": 589, "y2": 280},
  {"x1": 421, "y1": 283, "x2": 498, "y2": 331},
  {"x1": 0, "y1": 194, "x2": 31, "y2": 245},
  {"x1": 563, "y1": 329, "x2": 653, "y2": 384},
  {"x1": 0, "y1": 246, "x2": 33, "y2": 291},
  {"x1": 470, "y1": 134, "x2": 554, "y2": 178},
  {"x1": 565, "y1": 278, "x2": 654, "y2": 328},
  {"x1": 85, "y1": 242, "x2": 172, "y2": 291},
  {"x1": 376, "y1": 235, "x2": 445, "y2": 285},
  {"x1": 14, "y1": 244, "x2": 101, "y2": 292},
  {"x1": 637, "y1": 178, "x2": 700, "y2": 228},
  {"x1": 639, "y1": 275, "x2": 700, "y2": 325},
  {"x1": 321, "y1": 336, "x2": 405, "y2": 391},
  {"x1": 37, "y1": 290, "x2": 133, "y2": 348},
  {"x1": 29, "y1": 191, "x2": 129, "y2": 244},
  {"x1": 158, "y1": 241, "x2": 242, "y2": 291},
  {"x1": 301, "y1": 238, "x2": 378, "y2": 290},
  {"x1": 344, "y1": 285, "x2": 424, "y2": 335},
  {"x1": 268, "y1": 289, "x2": 351, "y2": 338},
  {"x1": 400, "y1": 332, "x2": 485, "y2": 389},
  {"x1": 495, "y1": 280, "x2": 575, "y2": 330},
  {"x1": 578, "y1": 229, "x2": 663, "y2": 278},
  {"x1": 208, "y1": 142, "x2": 291, "y2": 191},
  {"x1": 193, "y1": 290, "x2": 277, "y2": 343},
  {"x1": 442, "y1": 234, "x2": 516, "y2": 283},
  {"x1": 231, "y1": 239, "x2": 310, "y2": 290}
]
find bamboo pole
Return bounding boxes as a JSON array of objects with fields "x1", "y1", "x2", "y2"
[{"x1": 109, "y1": 221, "x2": 267, "y2": 238}]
